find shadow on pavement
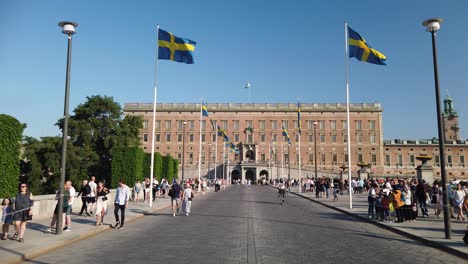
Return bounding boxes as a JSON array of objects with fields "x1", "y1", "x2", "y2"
[{"x1": 27, "y1": 222, "x2": 49, "y2": 232}]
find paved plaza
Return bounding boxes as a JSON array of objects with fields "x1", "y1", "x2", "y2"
[{"x1": 8, "y1": 186, "x2": 463, "y2": 264}]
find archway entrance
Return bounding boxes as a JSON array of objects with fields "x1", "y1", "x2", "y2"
[
  {"x1": 231, "y1": 170, "x2": 241, "y2": 183},
  {"x1": 259, "y1": 170, "x2": 269, "y2": 180},
  {"x1": 246, "y1": 169, "x2": 256, "y2": 184}
]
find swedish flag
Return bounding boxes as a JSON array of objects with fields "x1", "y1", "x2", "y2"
[
  {"x1": 348, "y1": 27, "x2": 387, "y2": 65},
  {"x1": 282, "y1": 127, "x2": 292, "y2": 145},
  {"x1": 202, "y1": 103, "x2": 209, "y2": 117},
  {"x1": 158, "y1": 29, "x2": 196, "y2": 64}
]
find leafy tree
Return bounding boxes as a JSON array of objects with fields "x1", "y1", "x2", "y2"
[
  {"x1": 0, "y1": 114, "x2": 25, "y2": 198},
  {"x1": 56, "y1": 95, "x2": 143, "y2": 188}
]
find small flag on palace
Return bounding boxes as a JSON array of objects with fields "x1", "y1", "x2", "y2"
[
  {"x1": 297, "y1": 101, "x2": 302, "y2": 134},
  {"x1": 158, "y1": 29, "x2": 196, "y2": 64},
  {"x1": 348, "y1": 26, "x2": 387, "y2": 65},
  {"x1": 202, "y1": 103, "x2": 209, "y2": 117},
  {"x1": 282, "y1": 127, "x2": 292, "y2": 145}
]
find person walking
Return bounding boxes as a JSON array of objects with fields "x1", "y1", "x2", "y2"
[
  {"x1": 95, "y1": 181, "x2": 110, "y2": 226},
  {"x1": 415, "y1": 179, "x2": 429, "y2": 218},
  {"x1": 12, "y1": 183, "x2": 34, "y2": 243},
  {"x1": 169, "y1": 180, "x2": 182, "y2": 217},
  {"x1": 47, "y1": 184, "x2": 70, "y2": 233},
  {"x1": 454, "y1": 183, "x2": 466, "y2": 221},
  {"x1": 63, "y1": 181, "x2": 75, "y2": 231},
  {"x1": 368, "y1": 184, "x2": 377, "y2": 219},
  {"x1": 133, "y1": 180, "x2": 142, "y2": 202},
  {"x1": 77, "y1": 180, "x2": 91, "y2": 216},
  {"x1": 181, "y1": 183, "x2": 194, "y2": 216},
  {"x1": 1, "y1": 198, "x2": 13, "y2": 240},
  {"x1": 113, "y1": 179, "x2": 131, "y2": 229},
  {"x1": 88, "y1": 176, "x2": 97, "y2": 215}
]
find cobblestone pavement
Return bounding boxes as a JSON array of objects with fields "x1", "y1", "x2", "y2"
[{"x1": 27, "y1": 186, "x2": 465, "y2": 264}]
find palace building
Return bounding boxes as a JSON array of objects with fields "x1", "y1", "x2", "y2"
[{"x1": 123, "y1": 96, "x2": 467, "y2": 182}]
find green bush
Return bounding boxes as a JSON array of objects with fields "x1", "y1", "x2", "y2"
[
  {"x1": 143, "y1": 152, "x2": 163, "y2": 181},
  {"x1": 0, "y1": 114, "x2": 25, "y2": 198},
  {"x1": 162, "y1": 154, "x2": 175, "y2": 183},
  {"x1": 111, "y1": 147, "x2": 144, "y2": 188}
]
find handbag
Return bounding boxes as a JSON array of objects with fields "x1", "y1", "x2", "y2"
[{"x1": 102, "y1": 196, "x2": 108, "y2": 201}]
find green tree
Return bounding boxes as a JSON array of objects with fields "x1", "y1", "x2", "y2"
[
  {"x1": 57, "y1": 95, "x2": 143, "y2": 188},
  {"x1": 111, "y1": 147, "x2": 144, "y2": 188},
  {"x1": 0, "y1": 114, "x2": 25, "y2": 198}
]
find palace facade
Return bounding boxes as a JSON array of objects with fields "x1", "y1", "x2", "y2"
[{"x1": 123, "y1": 96, "x2": 467, "y2": 182}]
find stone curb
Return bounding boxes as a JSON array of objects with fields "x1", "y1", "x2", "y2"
[
  {"x1": 6, "y1": 203, "x2": 172, "y2": 264},
  {"x1": 287, "y1": 189, "x2": 468, "y2": 261}
]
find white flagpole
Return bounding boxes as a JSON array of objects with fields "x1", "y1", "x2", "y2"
[
  {"x1": 227, "y1": 148, "x2": 230, "y2": 184},
  {"x1": 198, "y1": 98, "x2": 203, "y2": 193},
  {"x1": 281, "y1": 139, "x2": 284, "y2": 179},
  {"x1": 149, "y1": 24, "x2": 160, "y2": 208},
  {"x1": 298, "y1": 98, "x2": 302, "y2": 193},
  {"x1": 222, "y1": 142, "x2": 226, "y2": 181},
  {"x1": 345, "y1": 22, "x2": 353, "y2": 209},
  {"x1": 214, "y1": 123, "x2": 218, "y2": 181}
]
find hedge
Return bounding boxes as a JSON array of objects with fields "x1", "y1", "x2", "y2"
[
  {"x1": 110, "y1": 147, "x2": 144, "y2": 188},
  {"x1": 0, "y1": 114, "x2": 24, "y2": 198}
]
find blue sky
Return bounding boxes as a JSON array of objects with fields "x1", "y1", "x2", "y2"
[{"x1": 1, "y1": 0, "x2": 467, "y2": 140}]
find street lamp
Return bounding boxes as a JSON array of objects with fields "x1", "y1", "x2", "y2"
[
  {"x1": 56, "y1": 21, "x2": 77, "y2": 235},
  {"x1": 313, "y1": 121, "x2": 318, "y2": 180},
  {"x1": 182, "y1": 121, "x2": 187, "y2": 183},
  {"x1": 423, "y1": 18, "x2": 451, "y2": 239}
]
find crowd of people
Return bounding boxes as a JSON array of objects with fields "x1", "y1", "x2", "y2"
[
  {"x1": 366, "y1": 178, "x2": 468, "y2": 223},
  {"x1": 1, "y1": 175, "x2": 230, "y2": 243}
]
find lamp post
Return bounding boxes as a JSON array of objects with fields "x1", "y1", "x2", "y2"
[
  {"x1": 182, "y1": 121, "x2": 187, "y2": 184},
  {"x1": 56, "y1": 21, "x2": 77, "y2": 235},
  {"x1": 423, "y1": 18, "x2": 451, "y2": 239},
  {"x1": 313, "y1": 121, "x2": 318, "y2": 180}
]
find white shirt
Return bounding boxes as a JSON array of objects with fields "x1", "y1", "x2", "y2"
[
  {"x1": 115, "y1": 185, "x2": 131, "y2": 205},
  {"x1": 88, "y1": 181, "x2": 97, "y2": 197},
  {"x1": 69, "y1": 186, "x2": 76, "y2": 205}
]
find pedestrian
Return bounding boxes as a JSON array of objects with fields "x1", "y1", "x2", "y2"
[
  {"x1": 402, "y1": 181, "x2": 414, "y2": 222},
  {"x1": 382, "y1": 190, "x2": 392, "y2": 223},
  {"x1": 12, "y1": 183, "x2": 34, "y2": 242},
  {"x1": 333, "y1": 188, "x2": 340, "y2": 202},
  {"x1": 134, "y1": 180, "x2": 142, "y2": 202},
  {"x1": 144, "y1": 178, "x2": 151, "y2": 203},
  {"x1": 454, "y1": 183, "x2": 466, "y2": 221},
  {"x1": 391, "y1": 188, "x2": 405, "y2": 223},
  {"x1": 181, "y1": 183, "x2": 194, "y2": 216},
  {"x1": 78, "y1": 180, "x2": 91, "y2": 216},
  {"x1": 113, "y1": 179, "x2": 131, "y2": 229},
  {"x1": 1, "y1": 198, "x2": 13, "y2": 240},
  {"x1": 63, "y1": 180, "x2": 75, "y2": 231},
  {"x1": 415, "y1": 179, "x2": 429, "y2": 218},
  {"x1": 95, "y1": 181, "x2": 110, "y2": 226},
  {"x1": 368, "y1": 184, "x2": 377, "y2": 218},
  {"x1": 88, "y1": 176, "x2": 97, "y2": 215},
  {"x1": 47, "y1": 184, "x2": 70, "y2": 233},
  {"x1": 169, "y1": 180, "x2": 182, "y2": 217}
]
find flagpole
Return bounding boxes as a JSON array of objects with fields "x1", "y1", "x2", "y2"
[
  {"x1": 345, "y1": 22, "x2": 353, "y2": 209},
  {"x1": 281, "y1": 139, "x2": 284, "y2": 179},
  {"x1": 198, "y1": 98, "x2": 203, "y2": 193},
  {"x1": 214, "y1": 122, "x2": 218, "y2": 181},
  {"x1": 227, "y1": 148, "x2": 230, "y2": 184},
  {"x1": 222, "y1": 142, "x2": 226, "y2": 181},
  {"x1": 149, "y1": 24, "x2": 160, "y2": 208},
  {"x1": 298, "y1": 98, "x2": 302, "y2": 193}
]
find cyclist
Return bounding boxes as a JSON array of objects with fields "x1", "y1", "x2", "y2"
[{"x1": 278, "y1": 179, "x2": 286, "y2": 204}]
